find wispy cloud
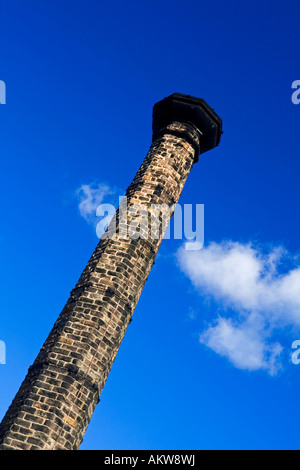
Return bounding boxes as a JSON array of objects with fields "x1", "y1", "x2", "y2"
[
  {"x1": 177, "y1": 241, "x2": 300, "y2": 375},
  {"x1": 75, "y1": 183, "x2": 116, "y2": 225},
  {"x1": 199, "y1": 316, "x2": 283, "y2": 375}
]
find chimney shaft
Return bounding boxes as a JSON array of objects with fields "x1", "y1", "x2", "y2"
[{"x1": 0, "y1": 94, "x2": 222, "y2": 450}]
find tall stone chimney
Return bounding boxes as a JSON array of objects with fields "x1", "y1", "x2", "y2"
[{"x1": 0, "y1": 93, "x2": 222, "y2": 450}]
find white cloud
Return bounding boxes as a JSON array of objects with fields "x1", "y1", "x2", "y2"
[
  {"x1": 177, "y1": 241, "x2": 300, "y2": 375},
  {"x1": 199, "y1": 317, "x2": 282, "y2": 375},
  {"x1": 76, "y1": 183, "x2": 115, "y2": 225}
]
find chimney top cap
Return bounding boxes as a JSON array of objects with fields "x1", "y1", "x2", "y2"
[{"x1": 152, "y1": 92, "x2": 222, "y2": 156}]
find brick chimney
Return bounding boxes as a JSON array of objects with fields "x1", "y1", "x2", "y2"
[{"x1": 0, "y1": 93, "x2": 222, "y2": 450}]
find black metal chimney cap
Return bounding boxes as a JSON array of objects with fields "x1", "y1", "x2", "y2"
[{"x1": 152, "y1": 93, "x2": 222, "y2": 155}]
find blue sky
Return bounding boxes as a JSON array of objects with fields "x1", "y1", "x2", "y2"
[{"x1": 1, "y1": 0, "x2": 300, "y2": 450}]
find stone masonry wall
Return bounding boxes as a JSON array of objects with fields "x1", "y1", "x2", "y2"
[{"x1": 0, "y1": 121, "x2": 200, "y2": 450}]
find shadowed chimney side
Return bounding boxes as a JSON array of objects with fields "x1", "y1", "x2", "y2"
[{"x1": 0, "y1": 93, "x2": 222, "y2": 450}]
